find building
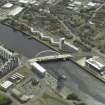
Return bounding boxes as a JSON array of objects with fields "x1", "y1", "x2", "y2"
[
  {"x1": 0, "y1": 45, "x2": 19, "y2": 76},
  {"x1": 8, "y1": 6, "x2": 24, "y2": 16},
  {"x1": 11, "y1": 88, "x2": 32, "y2": 103},
  {"x1": 86, "y1": 56, "x2": 105, "y2": 75},
  {"x1": 2, "y1": 3, "x2": 14, "y2": 8},
  {"x1": 18, "y1": 0, "x2": 36, "y2": 4},
  {"x1": 30, "y1": 62, "x2": 46, "y2": 77},
  {"x1": 0, "y1": 80, "x2": 13, "y2": 91},
  {"x1": 63, "y1": 42, "x2": 79, "y2": 53},
  {"x1": 0, "y1": 3, "x2": 24, "y2": 20},
  {"x1": 8, "y1": 73, "x2": 24, "y2": 83},
  {"x1": 59, "y1": 38, "x2": 65, "y2": 50},
  {"x1": 87, "y1": 2, "x2": 97, "y2": 7},
  {"x1": 30, "y1": 27, "x2": 79, "y2": 53}
]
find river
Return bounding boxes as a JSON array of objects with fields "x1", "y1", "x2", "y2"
[
  {"x1": 0, "y1": 24, "x2": 52, "y2": 58},
  {"x1": 40, "y1": 61, "x2": 105, "y2": 105}
]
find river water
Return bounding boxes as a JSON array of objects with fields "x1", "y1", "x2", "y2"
[
  {"x1": 0, "y1": 24, "x2": 51, "y2": 58},
  {"x1": 40, "y1": 61, "x2": 105, "y2": 105},
  {"x1": 0, "y1": 24, "x2": 105, "y2": 105}
]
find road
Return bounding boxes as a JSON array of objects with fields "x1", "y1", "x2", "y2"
[
  {"x1": 40, "y1": 60, "x2": 105, "y2": 105},
  {"x1": 90, "y1": 2, "x2": 105, "y2": 21}
]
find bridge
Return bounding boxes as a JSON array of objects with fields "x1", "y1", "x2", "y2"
[{"x1": 28, "y1": 54, "x2": 72, "y2": 63}]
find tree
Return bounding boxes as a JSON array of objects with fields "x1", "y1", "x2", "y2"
[
  {"x1": 78, "y1": 103, "x2": 87, "y2": 105},
  {"x1": 73, "y1": 15, "x2": 85, "y2": 26},
  {"x1": 0, "y1": 94, "x2": 11, "y2": 105}
]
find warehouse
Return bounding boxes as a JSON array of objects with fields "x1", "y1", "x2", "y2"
[
  {"x1": 30, "y1": 62, "x2": 46, "y2": 77},
  {"x1": 9, "y1": 6, "x2": 24, "y2": 16},
  {"x1": 86, "y1": 56, "x2": 105, "y2": 75},
  {"x1": 0, "y1": 80, "x2": 13, "y2": 91},
  {"x1": 2, "y1": 3, "x2": 13, "y2": 8}
]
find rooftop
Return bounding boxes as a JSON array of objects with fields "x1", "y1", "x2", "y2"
[
  {"x1": 2, "y1": 3, "x2": 13, "y2": 8},
  {"x1": 87, "y1": 2, "x2": 97, "y2": 6},
  {"x1": 18, "y1": 0, "x2": 36, "y2": 4},
  {"x1": 86, "y1": 56, "x2": 105, "y2": 71},
  {"x1": 0, "y1": 80, "x2": 13, "y2": 89},
  {"x1": 9, "y1": 6, "x2": 24, "y2": 16},
  {"x1": 30, "y1": 62, "x2": 46, "y2": 73}
]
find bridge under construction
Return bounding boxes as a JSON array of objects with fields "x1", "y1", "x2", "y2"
[{"x1": 28, "y1": 54, "x2": 72, "y2": 63}]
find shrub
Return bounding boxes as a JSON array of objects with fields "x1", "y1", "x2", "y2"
[
  {"x1": 0, "y1": 94, "x2": 11, "y2": 105},
  {"x1": 66, "y1": 93, "x2": 80, "y2": 101}
]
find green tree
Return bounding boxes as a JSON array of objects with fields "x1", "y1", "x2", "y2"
[{"x1": 0, "y1": 94, "x2": 11, "y2": 105}]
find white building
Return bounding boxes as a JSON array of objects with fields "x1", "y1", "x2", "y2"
[
  {"x1": 2, "y1": 3, "x2": 13, "y2": 8},
  {"x1": 86, "y1": 56, "x2": 105, "y2": 75},
  {"x1": 0, "y1": 80, "x2": 13, "y2": 91},
  {"x1": 73, "y1": 1, "x2": 82, "y2": 5},
  {"x1": 19, "y1": 0, "x2": 36, "y2": 4},
  {"x1": 30, "y1": 62, "x2": 46, "y2": 77},
  {"x1": 9, "y1": 6, "x2": 24, "y2": 16},
  {"x1": 87, "y1": 2, "x2": 97, "y2": 7}
]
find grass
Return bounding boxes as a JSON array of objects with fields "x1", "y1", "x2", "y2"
[
  {"x1": 0, "y1": 93, "x2": 11, "y2": 105},
  {"x1": 17, "y1": 66, "x2": 33, "y2": 77},
  {"x1": 42, "y1": 92, "x2": 70, "y2": 105}
]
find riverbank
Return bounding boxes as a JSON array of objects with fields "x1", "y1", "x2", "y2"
[
  {"x1": 0, "y1": 23, "x2": 53, "y2": 58},
  {"x1": 2, "y1": 20, "x2": 62, "y2": 55}
]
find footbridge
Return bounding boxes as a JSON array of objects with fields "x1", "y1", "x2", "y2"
[{"x1": 28, "y1": 54, "x2": 72, "y2": 63}]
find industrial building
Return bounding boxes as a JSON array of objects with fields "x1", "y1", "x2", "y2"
[
  {"x1": 18, "y1": 0, "x2": 37, "y2": 4},
  {"x1": 8, "y1": 73, "x2": 24, "y2": 83},
  {"x1": 30, "y1": 62, "x2": 46, "y2": 77},
  {"x1": 0, "y1": 80, "x2": 13, "y2": 91},
  {"x1": 0, "y1": 2, "x2": 24, "y2": 20},
  {"x1": 86, "y1": 56, "x2": 105, "y2": 75},
  {"x1": 0, "y1": 45, "x2": 19, "y2": 76},
  {"x1": 2, "y1": 3, "x2": 13, "y2": 8}
]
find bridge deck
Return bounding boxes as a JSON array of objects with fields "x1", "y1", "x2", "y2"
[{"x1": 28, "y1": 54, "x2": 72, "y2": 63}]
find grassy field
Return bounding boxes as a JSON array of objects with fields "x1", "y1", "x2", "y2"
[{"x1": 0, "y1": 92, "x2": 11, "y2": 105}]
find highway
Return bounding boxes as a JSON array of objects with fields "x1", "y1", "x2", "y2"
[{"x1": 40, "y1": 60, "x2": 105, "y2": 105}]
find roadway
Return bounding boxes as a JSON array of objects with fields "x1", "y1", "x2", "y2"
[
  {"x1": 28, "y1": 54, "x2": 72, "y2": 62},
  {"x1": 90, "y1": 2, "x2": 105, "y2": 21},
  {"x1": 40, "y1": 60, "x2": 105, "y2": 105}
]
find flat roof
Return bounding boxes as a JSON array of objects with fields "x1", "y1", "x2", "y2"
[
  {"x1": 0, "y1": 80, "x2": 13, "y2": 89},
  {"x1": 31, "y1": 62, "x2": 46, "y2": 73},
  {"x1": 64, "y1": 42, "x2": 79, "y2": 51},
  {"x1": 88, "y1": 2, "x2": 96, "y2": 6},
  {"x1": 73, "y1": 1, "x2": 81, "y2": 5},
  {"x1": 9, "y1": 6, "x2": 23, "y2": 16},
  {"x1": 86, "y1": 56, "x2": 105, "y2": 70},
  {"x1": 2, "y1": 3, "x2": 13, "y2": 8},
  {"x1": 19, "y1": 0, "x2": 36, "y2": 4},
  {"x1": 19, "y1": 0, "x2": 29, "y2": 3}
]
